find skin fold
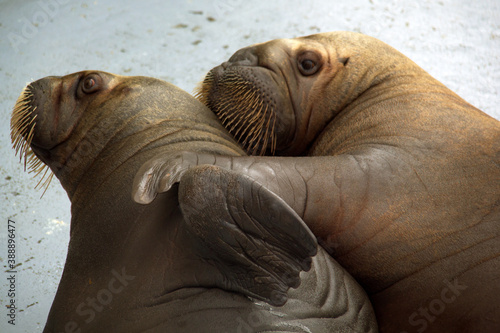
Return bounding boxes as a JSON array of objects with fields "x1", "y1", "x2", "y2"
[
  {"x1": 134, "y1": 32, "x2": 500, "y2": 332},
  {"x1": 11, "y1": 71, "x2": 376, "y2": 332}
]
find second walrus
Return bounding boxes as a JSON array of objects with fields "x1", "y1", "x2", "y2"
[{"x1": 134, "y1": 32, "x2": 500, "y2": 332}]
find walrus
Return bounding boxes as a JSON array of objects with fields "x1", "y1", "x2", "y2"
[
  {"x1": 11, "y1": 70, "x2": 377, "y2": 332},
  {"x1": 133, "y1": 32, "x2": 500, "y2": 332}
]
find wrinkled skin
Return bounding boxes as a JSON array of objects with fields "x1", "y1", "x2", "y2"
[
  {"x1": 11, "y1": 71, "x2": 377, "y2": 332},
  {"x1": 134, "y1": 32, "x2": 500, "y2": 332}
]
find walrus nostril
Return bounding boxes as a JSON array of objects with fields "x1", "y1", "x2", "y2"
[{"x1": 227, "y1": 47, "x2": 258, "y2": 67}]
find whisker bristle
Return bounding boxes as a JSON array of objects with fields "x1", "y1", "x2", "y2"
[
  {"x1": 10, "y1": 85, "x2": 54, "y2": 197},
  {"x1": 196, "y1": 68, "x2": 278, "y2": 156}
]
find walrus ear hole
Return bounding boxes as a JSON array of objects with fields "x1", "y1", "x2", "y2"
[{"x1": 297, "y1": 51, "x2": 322, "y2": 76}]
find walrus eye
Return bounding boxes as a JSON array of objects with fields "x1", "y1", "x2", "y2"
[
  {"x1": 297, "y1": 51, "x2": 322, "y2": 76},
  {"x1": 301, "y1": 60, "x2": 316, "y2": 71},
  {"x1": 81, "y1": 74, "x2": 101, "y2": 94}
]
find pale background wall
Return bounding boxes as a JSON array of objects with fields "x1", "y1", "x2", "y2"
[{"x1": 0, "y1": 0, "x2": 498, "y2": 332}]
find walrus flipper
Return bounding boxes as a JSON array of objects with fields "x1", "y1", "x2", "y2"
[{"x1": 178, "y1": 165, "x2": 318, "y2": 306}]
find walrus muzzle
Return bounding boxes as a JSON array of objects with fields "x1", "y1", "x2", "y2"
[
  {"x1": 11, "y1": 73, "x2": 91, "y2": 194},
  {"x1": 196, "y1": 66, "x2": 280, "y2": 156},
  {"x1": 11, "y1": 81, "x2": 54, "y2": 192}
]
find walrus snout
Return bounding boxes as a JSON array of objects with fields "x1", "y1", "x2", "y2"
[
  {"x1": 11, "y1": 82, "x2": 37, "y2": 162},
  {"x1": 10, "y1": 78, "x2": 59, "y2": 192},
  {"x1": 195, "y1": 44, "x2": 298, "y2": 156},
  {"x1": 225, "y1": 46, "x2": 258, "y2": 67},
  {"x1": 29, "y1": 76, "x2": 58, "y2": 115},
  {"x1": 195, "y1": 63, "x2": 284, "y2": 156},
  {"x1": 10, "y1": 76, "x2": 62, "y2": 157},
  {"x1": 17, "y1": 77, "x2": 69, "y2": 151},
  {"x1": 10, "y1": 72, "x2": 89, "y2": 192}
]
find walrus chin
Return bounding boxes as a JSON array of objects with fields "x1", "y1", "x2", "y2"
[
  {"x1": 195, "y1": 67, "x2": 278, "y2": 156},
  {"x1": 11, "y1": 83, "x2": 54, "y2": 196}
]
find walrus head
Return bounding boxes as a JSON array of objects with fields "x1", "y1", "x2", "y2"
[
  {"x1": 195, "y1": 33, "x2": 351, "y2": 156},
  {"x1": 11, "y1": 71, "x2": 222, "y2": 198},
  {"x1": 195, "y1": 32, "x2": 413, "y2": 155},
  {"x1": 11, "y1": 72, "x2": 112, "y2": 194}
]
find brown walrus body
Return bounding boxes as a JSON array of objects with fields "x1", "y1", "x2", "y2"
[
  {"x1": 134, "y1": 32, "x2": 500, "y2": 332},
  {"x1": 11, "y1": 71, "x2": 376, "y2": 332}
]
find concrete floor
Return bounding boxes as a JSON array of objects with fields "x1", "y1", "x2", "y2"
[{"x1": 0, "y1": 0, "x2": 498, "y2": 332}]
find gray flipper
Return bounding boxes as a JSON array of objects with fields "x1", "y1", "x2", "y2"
[{"x1": 178, "y1": 165, "x2": 318, "y2": 306}]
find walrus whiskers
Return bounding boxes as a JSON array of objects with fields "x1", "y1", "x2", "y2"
[
  {"x1": 253, "y1": 104, "x2": 276, "y2": 156},
  {"x1": 251, "y1": 104, "x2": 275, "y2": 156},
  {"x1": 193, "y1": 71, "x2": 213, "y2": 106},
  {"x1": 218, "y1": 94, "x2": 253, "y2": 135},
  {"x1": 221, "y1": 101, "x2": 248, "y2": 136},
  {"x1": 240, "y1": 102, "x2": 264, "y2": 149},
  {"x1": 231, "y1": 98, "x2": 261, "y2": 139},
  {"x1": 231, "y1": 100, "x2": 262, "y2": 148},
  {"x1": 11, "y1": 86, "x2": 36, "y2": 167},
  {"x1": 10, "y1": 84, "x2": 54, "y2": 196},
  {"x1": 195, "y1": 70, "x2": 277, "y2": 156}
]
